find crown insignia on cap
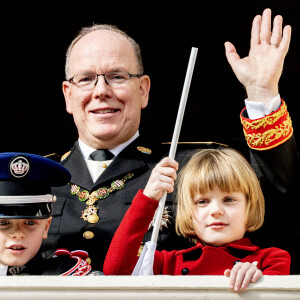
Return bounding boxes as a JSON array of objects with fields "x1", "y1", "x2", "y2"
[{"x1": 10, "y1": 156, "x2": 30, "y2": 178}]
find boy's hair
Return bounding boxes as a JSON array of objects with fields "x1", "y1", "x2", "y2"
[{"x1": 175, "y1": 147, "x2": 265, "y2": 238}]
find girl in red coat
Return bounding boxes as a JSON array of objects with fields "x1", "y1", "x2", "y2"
[{"x1": 104, "y1": 148, "x2": 290, "y2": 291}]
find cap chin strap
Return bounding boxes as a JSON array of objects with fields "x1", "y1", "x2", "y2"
[{"x1": 0, "y1": 194, "x2": 56, "y2": 204}]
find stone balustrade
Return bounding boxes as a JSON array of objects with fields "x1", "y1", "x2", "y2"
[{"x1": 0, "y1": 275, "x2": 299, "y2": 299}]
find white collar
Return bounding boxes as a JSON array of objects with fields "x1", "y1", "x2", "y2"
[
  {"x1": 0, "y1": 264, "x2": 8, "y2": 276},
  {"x1": 78, "y1": 131, "x2": 140, "y2": 160}
]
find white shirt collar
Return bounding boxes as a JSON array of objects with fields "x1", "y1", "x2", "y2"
[
  {"x1": 0, "y1": 264, "x2": 8, "y2": 276},
  {"x1": 78, "y1": 131, "x2": 140, "y2": 160}
]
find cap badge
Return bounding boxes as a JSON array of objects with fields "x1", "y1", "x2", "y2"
[
  {"x1": 10, "y1": 156, "x2": 30, "y2": 178},
  {"x1": 137, "y1": 146, "x2": 152, "y2": 154}
]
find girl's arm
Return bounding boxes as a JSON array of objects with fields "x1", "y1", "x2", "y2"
[
  {"x1": 103, "y1": 190, "x2": 160, "y2": 275},
  {"x1": 258, "y1": 247, "x2": 291, "y2": 275},
  {"x1": 103, "y1": 158, "x2": 178, "y2": 275}
]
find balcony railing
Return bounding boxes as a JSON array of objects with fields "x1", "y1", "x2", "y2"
[{"x1": 0, "y1": 275, "x2": 299, "y2": 299}]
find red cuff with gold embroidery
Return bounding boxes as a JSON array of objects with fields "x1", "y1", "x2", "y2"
[{"x1": 240, "y1": 100, "x2": 293, "y2": 150}]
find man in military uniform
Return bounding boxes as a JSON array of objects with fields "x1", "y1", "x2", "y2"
[
  {"x1": 0, "y1": 152, "x2": 93, "y2": 276},
  {"x1": 42, "y1": 8, "x2": 298, "y2": 272}
]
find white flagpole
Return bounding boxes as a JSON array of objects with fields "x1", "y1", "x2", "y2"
[
  {"x1": 132, "y1": 47, "x2": 198, "y2": 275},
  {"x1": 150, "y1": 47, "x2": 198, "y2": 244}
]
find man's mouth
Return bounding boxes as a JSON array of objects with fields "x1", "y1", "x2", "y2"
[{"x1": 92, "y1": 109, "x2": 119, "y2": 114}]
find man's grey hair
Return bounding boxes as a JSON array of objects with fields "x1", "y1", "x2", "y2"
[{"x1": 64, "y1": 24, "x2": 144, "y2": 79}]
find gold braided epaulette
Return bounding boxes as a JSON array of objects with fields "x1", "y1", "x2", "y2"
[{"x1": 240, "y1": 100, "x2": 293, "y2": 150}]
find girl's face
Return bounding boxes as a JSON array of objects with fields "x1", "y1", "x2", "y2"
[
  {"x1": 0, "y1": 218, "x2": 51, "y2": 266},
  {"x1": 192, "y1": 187, "x2": 247, "y2": 246}
]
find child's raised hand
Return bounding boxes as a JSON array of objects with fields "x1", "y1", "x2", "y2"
[
  {"x1": 143, "y1": 157, "x2": 179, "y2": 201},
  {"x1": 224, "y1": 261, "x2": 262, "y2": 292}
]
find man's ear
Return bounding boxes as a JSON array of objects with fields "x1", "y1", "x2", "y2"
[
  {"x1": 62, "y1": 81, "x2": 73, "y2": 114},
  {"x1": 139, "y1": 75, "x2": 150, "y2": 109},
  {"x1": 43, "y1": 217, "x2": 52, "y2": 240}
]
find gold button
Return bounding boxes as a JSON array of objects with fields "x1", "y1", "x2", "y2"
[
  {"x1": 83, "y1": 231, "x2": 94, "y2": 239},
  {"x1": 88, "y1": 214, "x2": 99, "y2": 224},
  {"x1": 102, "y1": 163, "x2": 108, "y2": 168}
]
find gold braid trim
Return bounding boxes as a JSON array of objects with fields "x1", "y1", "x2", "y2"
[
  {"x1": 241, "y1": 101, "x2": 287, "y2": 130},
  {"x1": 241, "y1": 100, "x2": 293, "y2": 150},
  {"x1": 243, "y1": 118, "x2": 293, "y2": 150}
]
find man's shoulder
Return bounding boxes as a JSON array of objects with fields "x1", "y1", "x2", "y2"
[
  {"x1": 121, "y1": 137, "x2": 228, "y2": 164},
  {"x1": 137, "y1": 135, "x2": 226, "y2": 153},
  {"x1": 168, "y1": 141, "x2": 228, "y2": 151},
  {"x1": 44, "y1": 142, "x2": 78, "y2": 165},
  {"x1": 172, "y1": 141, "x2": 228, "y2": 163}
]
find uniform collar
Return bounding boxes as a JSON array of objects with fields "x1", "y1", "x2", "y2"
[
  {"x1": 78, "y1": 131, "x2": 140, "y2": 160},
  {"x1": 63, "y1": 135, "x2": 154, "y2": 190},
  {"x1": 175, "y1": 238, "x2": 260, "y2": 256},
  {"x1": 0, "y1": 264, "x2": 8, "y2": 276}
]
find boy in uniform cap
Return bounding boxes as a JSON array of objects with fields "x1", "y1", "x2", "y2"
[{"x1": 0, "y1": 152, "x2": 92, "y2": 275}]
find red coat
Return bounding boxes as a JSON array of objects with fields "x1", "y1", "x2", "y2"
[{"x1": 104, "y1": 190, "x2": 291, "y2": 275}]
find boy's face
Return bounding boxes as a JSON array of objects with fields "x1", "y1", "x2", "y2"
[
  {"x1": 0, "y1": 217, "x2": 51, "y2": 266},
  {"x1": 192, "y1": 187, "x2": 247, "y2": 246}
]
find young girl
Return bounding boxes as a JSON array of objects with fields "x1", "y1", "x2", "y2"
[{"x1": 103, "y1": 148, "x2": 290, "y2": 291}]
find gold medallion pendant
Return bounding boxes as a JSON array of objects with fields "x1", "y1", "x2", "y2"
[{"x1": 69, "y1": 172, "x2": 134, "y2": 224}]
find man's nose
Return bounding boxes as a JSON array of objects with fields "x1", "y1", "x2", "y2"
[{"x1": 93, "y1": 75, "x2": 112, "y2": 99}]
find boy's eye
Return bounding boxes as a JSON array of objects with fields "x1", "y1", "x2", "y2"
[
  {"x1": 24, "y1": 220, "x2": 35, "y2": 226},
  {"x1": 0, "y1": 220, "x2": 9, "y2": 226}
]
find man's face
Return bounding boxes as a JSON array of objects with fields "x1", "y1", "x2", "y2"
[
  {"x1": 0, "y1": 218, "x2": 51, "y2": 266},
  {"x1": 63, "y1": 30, "x2": 150, "y2": 149}
]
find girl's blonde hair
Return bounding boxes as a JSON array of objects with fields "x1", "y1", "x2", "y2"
[{"x1": 175, "y1": 147, "x2": 265, "y2": 238}]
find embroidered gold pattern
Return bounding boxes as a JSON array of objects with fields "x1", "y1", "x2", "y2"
[
  {"x1": 241, "y1": 101, "x2": 293, "y2": 150},
  {"x1": 244, "y1": 118, "x2": 293, "y2": 149},
  {"x1": 241, "y1": 101, "x2": 288, "y2": 130}
]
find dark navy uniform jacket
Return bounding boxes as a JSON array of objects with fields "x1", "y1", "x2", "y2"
[{"x1": 5, "y1": 251, "x2": 91, "y2": 276}]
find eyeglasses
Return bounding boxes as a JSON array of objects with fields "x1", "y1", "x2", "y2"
[{"x1": 67, "y1": 71, "x2": 143, "y2": 89}]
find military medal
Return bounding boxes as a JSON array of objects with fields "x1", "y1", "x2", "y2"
[
  {"x1": 69, "y1": 172, "x2": 134, "y2": 224},
  {"x1": 81, "y1": 205, "x2": 97, "y2": 221},
  {"x1": 87, "y1": 214, "x2": 99, "y2": 224},
  {"x1": 148, "y1": 206, "x2": 172, "y2": 230}
]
